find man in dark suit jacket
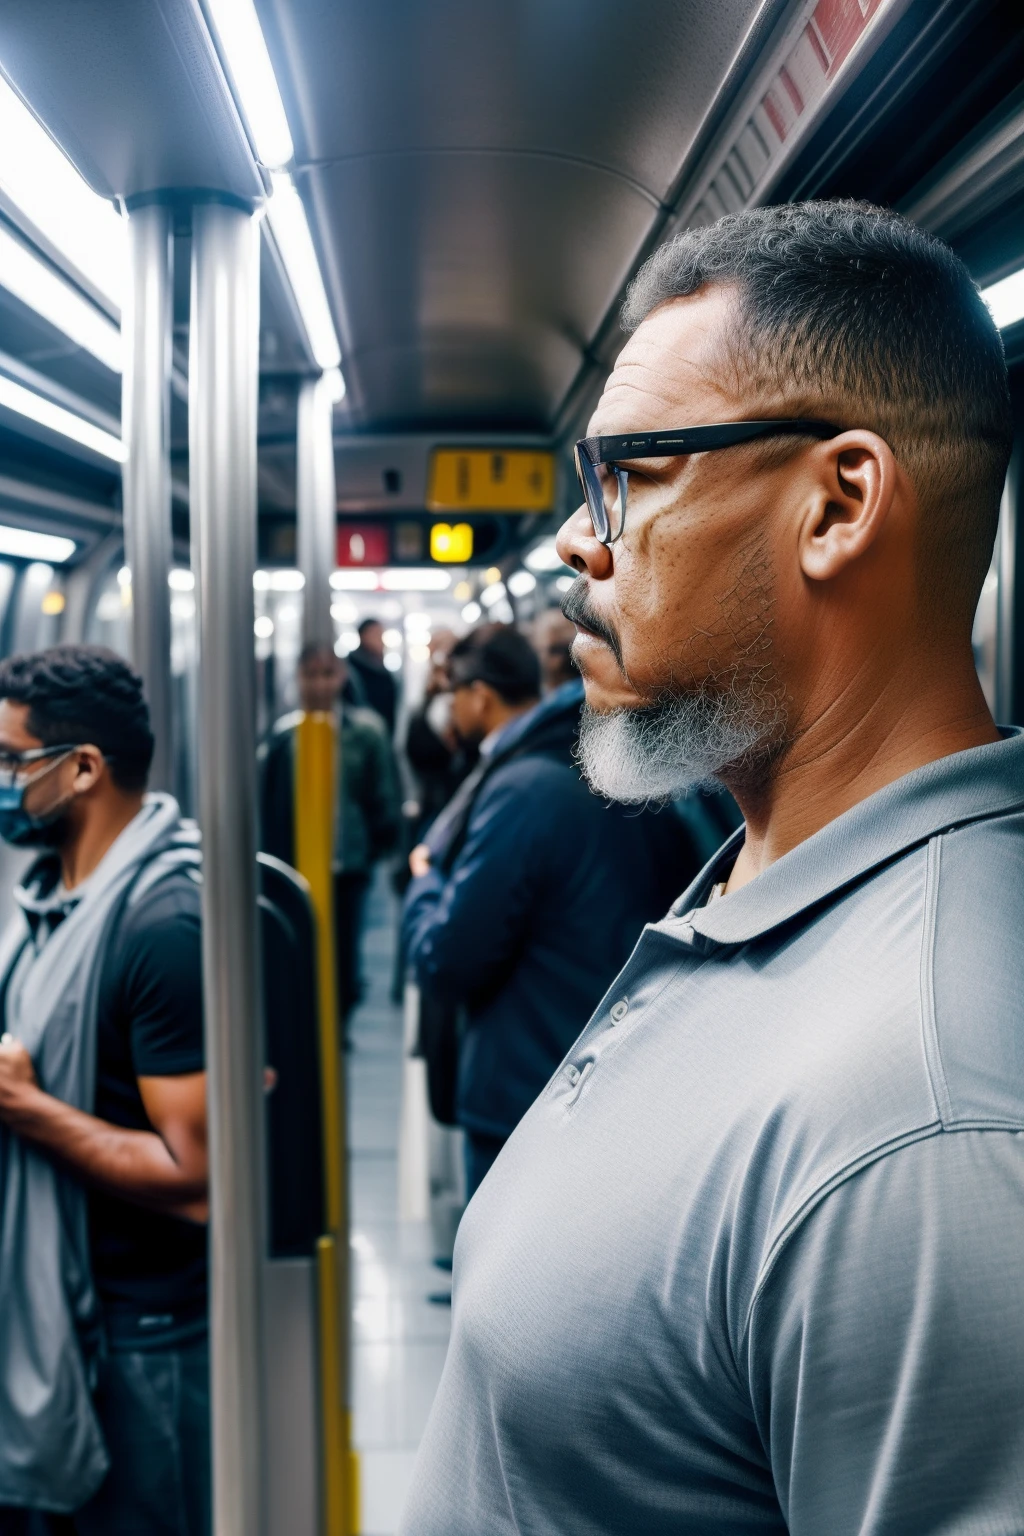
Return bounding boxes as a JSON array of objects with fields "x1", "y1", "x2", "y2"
[
  {"x1": 403, "y1": 626, "x2": 703, "y2": 1198},
  {"x1": 344, "y1": 619, "x2": 398, "y2": 736}
]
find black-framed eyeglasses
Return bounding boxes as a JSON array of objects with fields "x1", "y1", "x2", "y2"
[
  {"x1": 574, "y1": 418, "x2": 842, "y2": 545},
  {"x1": 0, "y1": 744, "x2": 84, "y2": 790}
]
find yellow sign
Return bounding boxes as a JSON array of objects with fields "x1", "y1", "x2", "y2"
[
  {"x1": 428, "y1": 449, "x2": 555, "y2": 512},
  {"x1": 430, "y1": 522, "x2": 474, "y2": 562}
]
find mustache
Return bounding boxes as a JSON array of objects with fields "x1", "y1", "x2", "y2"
[{"x1": 560, "y1": 578, "x2": 623, "y2": 667}]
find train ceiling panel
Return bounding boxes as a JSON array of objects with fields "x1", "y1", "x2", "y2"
[
  {"x1": 304, "y1": 152, "x2": 657, "y2": 429},
  {"x1": 0, "y1": 0, "x2": 263, "y2": 204},
  {"x1": 257, "y1": 0, "x2": 766, "y2": 432}
]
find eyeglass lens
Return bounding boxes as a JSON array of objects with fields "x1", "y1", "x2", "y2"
[
  {"x1": 577, "y1": 451, "x2": 627, "y2": 544},
  {"x1": 0, "y1": 748, "x2": 70, "y2": 789}
]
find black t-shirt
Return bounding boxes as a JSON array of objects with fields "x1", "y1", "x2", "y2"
[{"x1": 89, "y1": 872, "x2": 207, "y2": 1326}]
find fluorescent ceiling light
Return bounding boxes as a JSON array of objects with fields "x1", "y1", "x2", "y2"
[
  {"x1": 0, "y1": 373, "x2": 125, "y2": 461},
  {"x1": 203, "y1": 0, "x2": 294, "y2": 169},
  {"x1": 267, "y1": 172, "x2": 341, "y2": 370},
  {"x1": 507, "y1": 569, "x2": 536, "y2": 597},
  {"x1": 0, "y1": 223, "x2": 121, "y2": 370},
  {"x1": 0, "y1": 523, "x2": 75, "y2": 563},
  {"x1": 981, "y1": 268, "x2": 1024, "y2": 331},
  {"x1": 0, "y1": 76, "x2": 125, "y2": 310},
  {"x1": 480, "y1": 580, "x2": 507, "y2": 608},
  {"x1": 253, "y1": 568, "x2": 305, "y2": 591},
  {"x1": 331, "y1": 569, "x2": 379, "y2": 590},
  {"x1": 200, "y1": 6, "x2": 344, "y2": 382},
  {"x1": 381, "y1": 569, "x2": 452, "y2": 591},
  {"x1": 323, "y1": 366, "x2": 346, "y2": 403}
]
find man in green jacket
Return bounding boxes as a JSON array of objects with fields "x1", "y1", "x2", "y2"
[{"x1": 259, "y1": 643, "x2": 402, "y2": 1022}]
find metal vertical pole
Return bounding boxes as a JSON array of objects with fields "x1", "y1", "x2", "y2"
[
  {"x1": 189, "y1": 198, "x2": 265, "y2": 1536},
  {"x1": 297, "y1": 375, "x2": 337, "y2": 649},
  {"x1": 122, "y1": 201, "x2": 174, "y2": 790},
  {"x1": 295, "y1": 374, "x2": 361, "y2": 1530}
]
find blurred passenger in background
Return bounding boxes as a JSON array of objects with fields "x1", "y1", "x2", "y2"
[
  {"x1": 404, "y1": 629, "x2": 474, "y2": 838},
  {"x1": 0, "y1": 646, "x2": 208, "y2": 1534},
  {"x1": 260, "y1": 642, "x2": 401, "y2": 1024},
  {"x1": 403, "y1": 625, "x2": 699, "y2": 1199},
  {"x1": 532, "y1": 606, "x2": 577, "y2": 692},
  {"x1": 344, "y1": 617, "x2": 398, "y2": 735}
]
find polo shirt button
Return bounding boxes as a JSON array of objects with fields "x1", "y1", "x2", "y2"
[
  {"x1": 565, "y1": 1064, "x2": 580, "y2": 1086},
  {"x1": 610, "y1": 999, "x2": 629, "y2": 1023}
]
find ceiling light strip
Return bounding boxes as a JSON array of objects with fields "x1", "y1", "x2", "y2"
[
  {"x1": 0, "y1": 75, "x2": 125, "y2": 311},
  {"x1": 202, "y1": 0, "x2": 294, "y2": 169},
  {"x1": 0, "y1": 522, "x2": 75, "y2": 563},
  {"x1": 981, "y1": 269, "x2": 1024, "y2": 331},
  {"x1": 266, "y1": 173, "x2": 342, "y2": 371},
  {"x1": 0, "y1": 222, "x2": 122, "y2": 371},
  {"x1": 0, "y1": 373, "x2": 125, "y2": 461},
  {"x1": 200, "y1": 1, "x2": 343, "y2": 377}
]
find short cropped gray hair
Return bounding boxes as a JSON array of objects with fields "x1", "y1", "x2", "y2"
[{"x1": 623, "y1": 202, "x2": 1013, "y2": 610}]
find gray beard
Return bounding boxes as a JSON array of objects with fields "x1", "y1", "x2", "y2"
[{"x1": 576, "y1": 686, "x2": 785, "y2": 803}]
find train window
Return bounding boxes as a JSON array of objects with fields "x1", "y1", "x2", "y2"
[
  {"x1": 11, "y1": 562, "x2": 63, "y2": 654},
  {"x1": 973, "y1": 496, "x2": 1008, "y2": 719},
  {"x1": 0, "y1": 563, "x2": 15, "y2": 651},
  {"x1": 86, "y1": 564, "x2": 132, "y2": 658}
]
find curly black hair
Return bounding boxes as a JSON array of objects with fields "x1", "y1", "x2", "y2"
[{"x1": 0, "y1": 644, "x2": 155, "y2": 791}]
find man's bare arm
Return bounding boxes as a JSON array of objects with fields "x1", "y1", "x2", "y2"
[{"x1": 0, "y1": 1039, "x2": 208, "y2": 1221}]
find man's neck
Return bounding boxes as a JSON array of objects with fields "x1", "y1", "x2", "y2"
[
  {"x1": 60, "y1": 793, "x2": 146, "y2": 891},
  {"x1": 724, "y1": 646, "x2": 1000, "y2": 893}
]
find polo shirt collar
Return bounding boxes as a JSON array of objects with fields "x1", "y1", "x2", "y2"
[{"x1": 669, "y1": 728, "x2": 1024, "y2": 949}]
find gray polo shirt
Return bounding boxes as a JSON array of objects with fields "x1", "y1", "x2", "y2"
[{"x1": 401, "y1": 732, "x2": 1024, "y2": 1535}]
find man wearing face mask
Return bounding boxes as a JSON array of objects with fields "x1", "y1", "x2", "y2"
[{"x1": 0, "y1": 645, "x2": 209, "y2": 1535}]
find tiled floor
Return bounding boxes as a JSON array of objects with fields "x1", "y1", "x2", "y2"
[{"x1": 348, "y1": 876, "x2": 450, "y2": 1536}]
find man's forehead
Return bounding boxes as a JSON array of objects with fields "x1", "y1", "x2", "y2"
[{"x1": 587, "y1": 288, "x2": 742, "y2": 438}]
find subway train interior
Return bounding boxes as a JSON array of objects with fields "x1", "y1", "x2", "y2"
[{"x1": 0, "y1": 1, "x2": 1022, "y2": 1533}]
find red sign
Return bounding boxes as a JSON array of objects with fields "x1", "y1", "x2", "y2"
[{"x1": 337, "y1": 524, "x2": 390, "y2": 566}]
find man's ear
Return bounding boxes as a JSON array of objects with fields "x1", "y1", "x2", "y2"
[
  {"x1": 71, "y1": 744, "x2": 108, "y2": 792},
  {"x1": 798, "y1": 430, "x2": 901, "y2": 583}
]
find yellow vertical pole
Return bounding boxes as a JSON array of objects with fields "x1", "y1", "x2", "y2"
[{"x1": 294, "y1": 711, "x2": 360, "y2": 1534}]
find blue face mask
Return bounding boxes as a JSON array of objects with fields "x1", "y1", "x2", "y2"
[
  {"x1": 0, "y1": 782, "x2": 72, "y2": 847},
  {"x1": 0, "y1": 750, "x2": 76, "y2": 848}
]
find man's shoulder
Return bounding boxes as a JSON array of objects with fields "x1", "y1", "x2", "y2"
[
  {"x1": 740, "y1": 809, "x2": 1024, "y2": 1275},
  {"x1": 928, "y1": 810, "x2": 1024, "y2": 1128},
  {"x1": 344, "y1": 704, "x2": 388, "y2": 740},
  {"x1": 259, "y1": 712, "x2": 302, "y2": 762},
  {"x1": 115, "y1": 865, "x2": 202, "y2": 954},
  {"x1": 477, "y1": 748, "x2": 579, "y2": 806},
  {"x1": 270, "y1": 710, "x2": 303, "y2": 739}
]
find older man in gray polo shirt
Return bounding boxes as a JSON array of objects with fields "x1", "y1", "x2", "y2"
[{"x1": 401, "y1": 202, "x2": 1024, "y2": 1534}]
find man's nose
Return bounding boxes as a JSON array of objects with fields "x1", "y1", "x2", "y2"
[{"x1": 555, "y1": 503, "x2": 614, "y2": 579}]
